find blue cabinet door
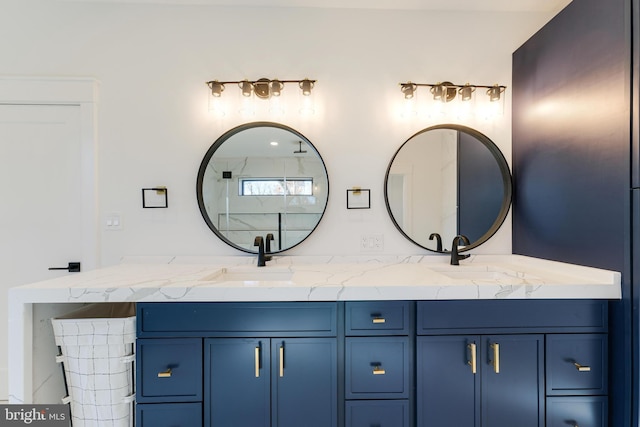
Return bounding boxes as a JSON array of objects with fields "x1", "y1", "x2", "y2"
[
  {"x1": 418, "y1": 335, "x2": 543, "y2": 427},
  {"x1": 204, "y1": 338, "x2": 271, "y2": 427},
  {"x1": 272, "y1": 338, "x2": 337, "y2": 427},
  {"x1": 481, "y1": 335, "x2": 544, "y2": 427},
  {"x1": 417, "y1": 335, "x2": 479, "y2": 427}
]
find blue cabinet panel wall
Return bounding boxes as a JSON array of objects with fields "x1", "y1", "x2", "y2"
[
  {"x1": 512, "y1": 0, "x2": 629, "y2": 272},
  {"x1": 512, "y1": 0, "x2": 633, "y2": 425}
]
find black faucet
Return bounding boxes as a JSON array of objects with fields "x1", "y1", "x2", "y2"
[
  {"x1": 450, "y1": 235, "x2": 471, "y2": 266},
  {"x1": 265, "y1": 233, "x2": 274, "y2": 261},
  {"x1": 254, "y1": 236, "x2": 267, "y2": 267},
  {"x1": 429, "y1": 233, "x2": 443, "y2": 252}
]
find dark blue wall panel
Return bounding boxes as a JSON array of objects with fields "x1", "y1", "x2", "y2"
[
  {"x1": 512, "y1": 0, "x2": 629, "y2": 272},
  {"x1": 512, "y1": 0, "x2": 632, "y2": 425}
]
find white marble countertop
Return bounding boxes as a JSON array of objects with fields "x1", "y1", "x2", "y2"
[
  {"x1": 9, "y1": 254, "x2": 621, "y2": 302},
  {"x1": 6, "y1": 253, "x2": 621, "y2": 405}
]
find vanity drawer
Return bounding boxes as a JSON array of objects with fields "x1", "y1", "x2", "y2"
[
  {"x1": 136, "y1": 402, "x2": 202, "y2": 427},
  {"x1": 546, "y1": 334, "x2": 607, "y2": 395},
  {"x1": 417, "y1": 300, "x2": 607, "y2": 334},
  {"x1": 546, "y1": 396, "x2": 608, "y2": 427},
  {"x1": 136, "y1": 338, "x2": 203, "y2": 403},
  {"x1": 345, "y1": 337, "x2": 410, "y2": 399},
  {"x1": 345, "y1": 400, "x2": 410, "y2": 427},
  {"x1": 137, "y1": 302, "x2": 337, "y2": 337},
  {"x1": 346, "y1": 301, "x2": 411, "y2": 335}
]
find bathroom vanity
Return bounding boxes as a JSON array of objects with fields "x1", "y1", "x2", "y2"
[{"x1": 8, "y1": 254, "x2": 620, "y2": 427}]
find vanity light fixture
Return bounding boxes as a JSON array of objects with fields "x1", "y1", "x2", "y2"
[
  {"x1": 206, "y1": 78, "x2": 316, "y2": 100},
  {"x1": 399, "y1": 81, "x2": 507, "y2": 103}
]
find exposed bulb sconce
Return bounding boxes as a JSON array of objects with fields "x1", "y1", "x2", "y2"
[
  {"x1": 401, "y1": 82, "x2": 417, "y2": 99},
  {"x1": 209, "y1": 81, "x2": 224, "y2": 97},
  {"x1": 459, "y1": 84, "x2": 475, "y2": 101},
  {"x1": 487, "y1": 84, "x2": 505, "y2": 102},
  {"x1": 207, "y1": 78, "x2": 316, "y2": 100},
  {"x1": 299, "y1": 79, "x2": 314, "y2": 96},
  {"x1": 430, "y1": 81, "x2": 457, "y2": 102},
  {"x1": 399, "y1": 81, "x2": 506, "y2": 103}
]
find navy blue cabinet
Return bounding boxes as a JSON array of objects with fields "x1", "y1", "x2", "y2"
[
  {"x1": 136, "y1": 402, "x2": 202, "y2": 427},
  {"x1": 136, "y1": 302, "x2": 338, "y2": 427},
  {"x1": 205, "y1": 337, "x2": 337, "y2": 427},
  {"x1": 136, "y1": 338, "x2": 203, "y2": 403},
  {"x1": 547, "y1": 396, "x2": 608, "y2": 427},
  {"x1": 416, "y1": 300, "x2": 607, "y2": 427},
  {"x1": 205, "y1": 338, "x2": 270, "y2": 427},
  {"x1": 417, "y1": 334, "x2": 543, "y2": 427},
  {"x1": 135, "y1": 300, "x2": 609, "y2": 427},
  {"x1": 345, "y1": 400, "x2": 409, "y2": 427},
  {"x1": 345, "y1": 336, "x2": 410, "y2": 399},
  {"x1": 344, "y1": 302, "x2": 413, "y2": 427}
]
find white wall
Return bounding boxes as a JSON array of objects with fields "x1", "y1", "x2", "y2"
[{"x1": 1, "y1": 0, "x2": 561, "y2": 265}]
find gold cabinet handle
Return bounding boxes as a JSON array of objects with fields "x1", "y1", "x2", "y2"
[
  {"x1": 372, "y1": 317, "x2": 386, "y2": 324},
  {"x1": 491, "y1": 343, "x2": 500, "y2": 374},
  {"x1": 372, "y1": 365, "x2": 386, "y2": 375},
  {"x1": 468, "y1": 343, "x2": 477, "y2": 374},
  {"x1": 574, "y1": 362, "x2": 591, "y2": 372},
  {"x1": 279, "y1": 345, "x2": 284, "y2": 378},
  {"x1": 157, "y1": 368, "x2": 172, "y2": 378},
  {"x1": 255, "y1": 346, "x2": 261, "y2": 378}
]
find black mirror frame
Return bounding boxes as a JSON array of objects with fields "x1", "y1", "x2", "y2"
[
  {"x1": 196, "y1": 121, "x2": 330, "y2": 255},
  {"x1": 383, "y1": 124, "x2": 512, "y2": 253}
]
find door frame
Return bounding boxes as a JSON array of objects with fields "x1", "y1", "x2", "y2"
[{"x1": 1, "y1": 76, "x2": 99, "y2": 403}]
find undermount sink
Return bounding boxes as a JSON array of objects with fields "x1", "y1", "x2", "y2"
[
  {"x1": 435, "y1": 270, "x2": 518, "y2": 280},
  {"x1": 430, "y1": 266, "x2": 529, "y2": 282},
  {"x1": 201, "y1": 267, "x2": 294, "y2": 282}
]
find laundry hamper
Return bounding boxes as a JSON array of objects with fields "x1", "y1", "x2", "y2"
[{"x1": 51, "y1": 303, "x2": 136, "y2": 427}]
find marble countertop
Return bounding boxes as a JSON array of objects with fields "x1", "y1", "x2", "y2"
[{"x1": 9, "y1": 254, "x2": 621, "y2": 302}]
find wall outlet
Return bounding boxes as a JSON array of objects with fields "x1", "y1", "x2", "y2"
[{"x1": 360, "y1": 234, "x2": 384, "y2": 251}]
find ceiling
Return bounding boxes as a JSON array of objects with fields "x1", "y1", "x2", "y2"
[{"x1": 60, "y1": 0, "x2": 573, "y2": 12}]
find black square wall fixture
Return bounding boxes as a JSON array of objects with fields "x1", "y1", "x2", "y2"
[
  {"x1": 142, "y1": 187, "x2": 168, "y2": 208},
  {"x1": 347, "y1": 188, "x2": 370, "y2": 209}
]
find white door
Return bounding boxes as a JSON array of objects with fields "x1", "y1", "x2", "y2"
[{"x1": 0, "y1": 104, "x2": 86, "y2": 400}]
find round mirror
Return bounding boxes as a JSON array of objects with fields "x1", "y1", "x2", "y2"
[
  {"x1": 197, "y1": 122, "x2": 329, "y2": 254},
  {"x1": 384, "y1": 124, "x2": 511, "y2": 253}
]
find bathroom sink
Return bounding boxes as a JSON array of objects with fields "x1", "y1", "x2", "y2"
[
  {"x1": 201, "y1": 267, "x2": 294, "y2": 282},
  {"x1": 429, "y1": 266, "x2": 528, "y2": 282},
  {"x1": 434, "y1": 270, "x2": 518, "y2": 280}
]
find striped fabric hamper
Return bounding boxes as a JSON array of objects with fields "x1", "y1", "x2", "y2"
[{"x1": 51, "y1": 303, "x2": 136, "y2": 427}]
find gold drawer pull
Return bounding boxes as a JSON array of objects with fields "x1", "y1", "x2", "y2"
[
  {"x1": 372, "y1": 365, "x2": 386, "y2": 375},
  {"x1": 157, "y1": 368, "x2": 172, "y2": 378},
  {"x1": 255, "y1": 346, "x2": 261, "y2": 378},
  {"x1": 574, "y1": 362, "x2": 591, "y2": 372},
  {"x1": 468, "y1": 342, "x2": 477, "y2": 374},
  {"x1": 279, "y1": 345, "x2": 285, "y2": 378},
  {"x1": 372, "y1": 317, "x2": 386, "y2": 324},
  {"x1": 491, "y1": 343, "x2": 500, "y2": 374}
]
